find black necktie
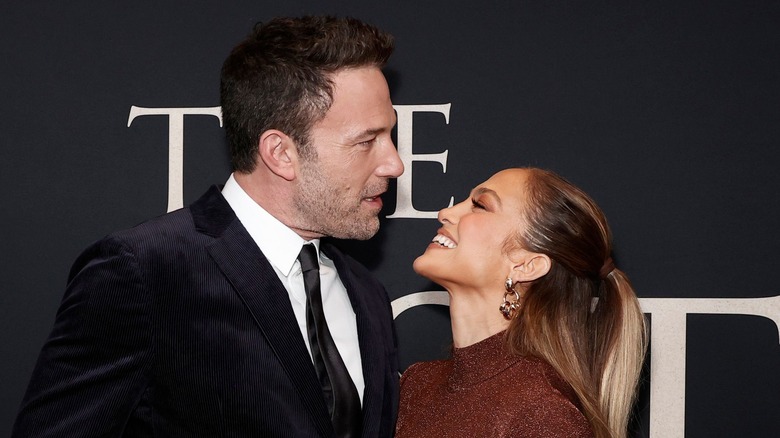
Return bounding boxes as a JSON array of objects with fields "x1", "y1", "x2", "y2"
[{"x1": 298, "y1": 244, "x2": 362, "y2": 438}]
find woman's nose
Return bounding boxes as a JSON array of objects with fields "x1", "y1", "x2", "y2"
[{"x1": 437, "y1": 199, "x2": 466, "y2": 225}]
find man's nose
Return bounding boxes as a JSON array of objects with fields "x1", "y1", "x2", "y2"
[{"x1": 376, "y1": 140, "x2": 404, "y2": 178}]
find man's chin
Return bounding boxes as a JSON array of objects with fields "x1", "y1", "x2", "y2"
[{"x1": 332, "y1": 216, "x2": 380, "y2": 240}]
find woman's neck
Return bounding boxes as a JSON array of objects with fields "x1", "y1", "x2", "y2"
[{"x1": 447, "y1": 289, "x2": 510, "y2": 348}]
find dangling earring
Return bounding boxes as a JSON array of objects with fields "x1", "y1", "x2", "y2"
[{"x1": 500, "y1": 277, "x2": 522, "y2": 320}]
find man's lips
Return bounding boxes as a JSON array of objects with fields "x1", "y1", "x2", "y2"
[
  {"x1": 363, "y1": 186, "x2": 388, "y2": 202},
  {"x1": 362, "y1": 193, "x2": 384, "y2": 207}
]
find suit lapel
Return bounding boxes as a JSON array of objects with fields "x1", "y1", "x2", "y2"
[
  {"x1": 191, "y1": 187, "x2": 333, "y2": 437},
  {"x1": 322, "y1": 243, "x2": 387, "y2": 438}
]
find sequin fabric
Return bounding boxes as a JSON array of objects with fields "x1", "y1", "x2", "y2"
[{"x1": 395, "y1": 331, "x2": 594, "y2": 438}]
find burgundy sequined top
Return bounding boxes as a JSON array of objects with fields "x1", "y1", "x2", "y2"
[{"x1": 396, "y1": 331, "x2": 594, "y2": 438}]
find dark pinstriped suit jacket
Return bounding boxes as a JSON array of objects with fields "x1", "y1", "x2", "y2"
[{"x1": 13, "y1": 186, "x2": 400, "y2": 437}]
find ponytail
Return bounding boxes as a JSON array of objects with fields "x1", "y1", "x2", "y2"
[
  {"x1": 505, "y1": 168, "x2": 648, "y2": 438},
  {"x1": 593, "y1": 269, "x2": 647, "y2": 438}
]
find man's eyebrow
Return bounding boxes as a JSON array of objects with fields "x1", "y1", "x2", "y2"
[
  {"x1": 470, "y1": 187, "x2": 502, "y2": 207},
  {"x1": 346, "y1": 127, "x2": 388, "y2": 142}
]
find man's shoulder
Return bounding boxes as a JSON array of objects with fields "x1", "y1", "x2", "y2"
[
  {"x1": 108, "y1": 206, "x2": 196, "y2": 243},
  {"x1": 85, "y1": 186, "x2": 232, "y2": 255},
  {"x1": 116, "y1": 185, "x2": 229, "y2": 237}
]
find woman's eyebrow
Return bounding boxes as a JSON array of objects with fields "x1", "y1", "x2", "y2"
[{"x1": 470, "y1": 187, "x2": 502, "y2": 207}]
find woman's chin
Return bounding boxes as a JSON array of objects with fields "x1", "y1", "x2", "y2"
[
  {"x1": 411, "y1": 255, "x2": 426, "y2": 275},
  {"x1": 414, "y1": 259, "x2": 453, "y2": 294},
  {"x1": 412, "y1": 254, "x2": 437, "y2": 280}
]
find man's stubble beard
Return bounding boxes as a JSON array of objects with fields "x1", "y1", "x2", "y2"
[{"x1": 294, "y1": 159, "x2": 382, "y2": 240}]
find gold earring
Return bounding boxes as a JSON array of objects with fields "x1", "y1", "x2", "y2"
[{"x1": 500, "y1": 277, "x2": 521, "y2": 319}]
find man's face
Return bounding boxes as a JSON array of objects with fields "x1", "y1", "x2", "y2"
[{"x1": 293, "y1": 67, "x2": 403, "y2": 240}]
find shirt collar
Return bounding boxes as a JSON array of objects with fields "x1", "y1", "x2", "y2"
[{"x1": 221, "y1": 173, "x2": 320, "y2": 276}]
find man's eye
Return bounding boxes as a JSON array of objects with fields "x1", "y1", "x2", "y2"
[{"x1": 357, "y1": 138, "x2": 375, "y2": 146}]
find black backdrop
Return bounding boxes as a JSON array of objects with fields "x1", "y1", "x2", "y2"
[{"x1": 2, "y1": 2, "x2": 779, "y2": 437}]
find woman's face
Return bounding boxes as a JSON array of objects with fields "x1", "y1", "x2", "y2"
[{"x1": 413, "y1": 168, "x2": 531, "y2": 292}]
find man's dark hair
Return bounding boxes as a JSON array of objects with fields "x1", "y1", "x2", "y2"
[{"x1": 220, "y1": 16, "x2": 395, "y2": 172}]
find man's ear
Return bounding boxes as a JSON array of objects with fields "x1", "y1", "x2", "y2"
[
  {"x1": 258, "y1": 130, "x2": 296, "y2": 181},
  {"x1": 510, "y1": 252, "x2": 551, "y2": 284}
]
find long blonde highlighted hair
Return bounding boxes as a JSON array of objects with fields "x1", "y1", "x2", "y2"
[{"x1": 505, "y1": 168, "x2": 647, "y2": 438}]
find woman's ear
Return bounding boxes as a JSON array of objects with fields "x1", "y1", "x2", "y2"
[
  {"x1": 511, "y1": 251, "x2": 551, "y2": 283},
  {"x1": 258, "y1": 130, "x2": 297, "y2": 181}
]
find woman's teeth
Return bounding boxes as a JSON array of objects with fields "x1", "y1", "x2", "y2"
[{"x1": 432, "y1": 234, "x2": 457, "y2": 249}]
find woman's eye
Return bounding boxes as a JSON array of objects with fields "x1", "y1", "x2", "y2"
[{"x1": 471, "y1": 199, "x2": 486, "y2": 210}]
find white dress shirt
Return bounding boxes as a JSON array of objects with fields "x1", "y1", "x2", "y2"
[{"x1": 221, "y1": 174, "x2": 365, "y2": 403}]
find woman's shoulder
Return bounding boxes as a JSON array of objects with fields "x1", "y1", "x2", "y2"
[
  {"x1": 504, "y1": 356, "x2": 593, "y2": 437},
  {"x1": 509, "y1": 356, "x2": 579, "y2": 401},
  {"x1": 521, "y1": 356, "x2": 581, "y2": 404},
  {"x1": 399, "y1": 359, "x2": 456, "y2": 395},
  {"x1": 400, "y1": 359, "x2": 449, "y2": 384}
]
